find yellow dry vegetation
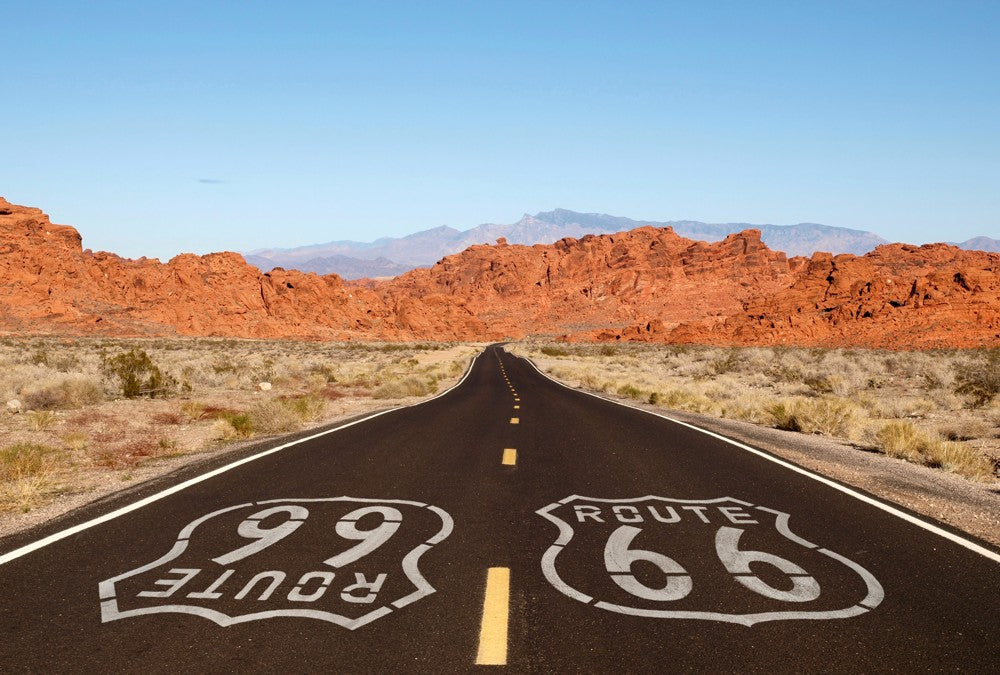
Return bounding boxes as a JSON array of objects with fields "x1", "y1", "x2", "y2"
[
  {"x1": 511, "y1": 341, "x2": 998, "y2": 482},
  {"x1": 0, "y1": 337, "x2": 479, "y2": 515}
]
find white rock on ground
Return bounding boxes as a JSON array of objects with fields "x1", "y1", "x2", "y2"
[
  {"x1": 6, "y1": 399, "x2": 22, "y2": 413},
  {"x1": 257, "y1": 382, "x2": 272, "y2": 391}
]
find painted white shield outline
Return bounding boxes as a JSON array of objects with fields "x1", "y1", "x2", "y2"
[
  {"x1": 99, "y1": 497, "x2": 453, "y2": 629},
  {"x1": 537, "y1": 495, "x2": 885, "y2": 627}
]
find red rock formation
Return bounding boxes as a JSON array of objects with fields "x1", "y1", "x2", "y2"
[
  {"x1": 379, "y1": 226, "x2": 795, "y2": 338},
  {"x1": 0, "y1": 197, "x2": 390, "y2": 339},
  {"x1": 2, "y1": 196, "x2": 998, "y2": 348},
  {"x1": 668, "y1": 244, "x2": 1000, "y2": 348}
]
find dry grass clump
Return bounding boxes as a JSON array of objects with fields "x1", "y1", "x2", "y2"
[
  {"x1": 767, "y1": 397, "x2": 864, "y2": 439},
  {"x1": 0, "y1": 443, "x2": 61, "y2": 512},
  {"x1": 89, "y1": 438, "x2": 161, "y2": 470},
  {"x1": 61, "y1": 431, "x2": 89, "y2": 451},
  {"x1": 247, "y1": 394, "x2": 327, "y2": 435},
  {"x1": 26, "y1": 410, "x2": 58, "y2": 432},
  {"x1": 247, "y1": 401, "x2": 300, "y2": 435},
  {"x1": 953, "y1": 349, "x2": 1000, "y2": 408},
  {"x1": 21, "y1": 375, "x2": 104, "y2": 410},
  {"x1": 876, "y1": 421, "x2": 994, "y2": 479},
  {"x1": 373, "y1": 376, "x2": 438, "y2": 399},
  {"x1": 152, "y1": 411, "x2": 185, "y2": 425},
  {"x1": 512, "y1": 341, "x2": 1000, "y2": 482},
  {"x1": 0, "y1": 443, "x2": 59, "y2": 481},
  {"x1": 0, "y1": 337, "x2": 477, "y2": 518}
]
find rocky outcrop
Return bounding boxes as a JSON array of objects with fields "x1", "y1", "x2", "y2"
[
  {"x1": 2, "y1": 197, "x2": 998, "y2": 348},
  {"x1": 379, "y1": 227, "x2": 796, "y2": 339},
  {"x1": 0, "y1": 197, "x2": 390, "y2": 339},
  {"x1": 667, "y1": 244, "x2": 1000, "y2": 348}
]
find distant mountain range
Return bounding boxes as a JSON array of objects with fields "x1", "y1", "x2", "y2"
[
  {"x1": 244, "y1": 209, "x2": 999, "y2": 279},
  {"x1": 950, "y1": 236, "x2": 1000, "y2": 252}
]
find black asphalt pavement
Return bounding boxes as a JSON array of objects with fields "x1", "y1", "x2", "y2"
[{"x1": 1, "y1": 344, "x2": 998, "y2": 672}]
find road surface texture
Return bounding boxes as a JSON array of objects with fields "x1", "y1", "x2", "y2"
[{"x1": 1, "y1": 345, "x2": 998, "y2": 672}]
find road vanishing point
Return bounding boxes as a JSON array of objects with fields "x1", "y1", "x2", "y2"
[{"x1": 1, "y1": 345, "x2": 998, "y2": 672}]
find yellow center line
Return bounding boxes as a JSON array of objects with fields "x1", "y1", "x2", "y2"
[
  {"x1": 476, "y1": 567, "x2": 511, "y2": 666},
  {"x1": 513, "y1": 405, "x2": 520, "y2": 409},
  {"x1": 502, "y1": 448, "x2": 517, "y2": 465},
  {"x1": 510, "y1": 417, "x2": 519, "y2": 424}
]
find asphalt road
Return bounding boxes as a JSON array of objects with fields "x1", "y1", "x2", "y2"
[{"x1": 1, "y1": 344, "x2": 998, "y2": 673}]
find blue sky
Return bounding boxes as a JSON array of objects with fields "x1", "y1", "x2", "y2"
[{"x1": 3, "y1": 1, "x2": 998, "y2": 259}]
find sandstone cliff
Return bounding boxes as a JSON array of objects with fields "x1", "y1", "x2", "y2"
[{"x1": 2, "y1": 197, "x2": 998, "y2": 348}]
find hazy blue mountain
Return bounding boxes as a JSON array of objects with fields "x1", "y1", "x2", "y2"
[
  {"x1": 522, "y1": 210, "x2": 890, "y2": 257},
  {"x1": 245, "y1": 210, "x2": 970, "y2": 279},
  {"x1": 291, "y1": 255, "x2": 414, "y2": 278},
  {"x1": 952, "y1": 236, "x2": 1000, "y2": 252}
]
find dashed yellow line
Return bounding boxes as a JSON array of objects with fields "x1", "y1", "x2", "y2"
[
  {"x1": 513, "y1": 404, "x2": 520, "y2": 410},
  {"x1": 502, "y1": 448, "x2": 517, "y2": 465},
  {"x1": 510, "y1": 417, "x2": 519, "y2": 424},
  {"x1": 476, "y1": 567, "x2": 511, "y2": 666}
]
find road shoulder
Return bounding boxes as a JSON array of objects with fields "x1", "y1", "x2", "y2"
[{"x1": 546, "y1": 381, "x2": 1000, "y2": 549}]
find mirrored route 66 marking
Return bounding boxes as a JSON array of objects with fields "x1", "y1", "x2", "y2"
[
  {"x1": 537, "y1": 496, "x2": 884, "y2": 627},
  {"x1": 99, "y1": 498, "x2": 453, "y2": 629}
]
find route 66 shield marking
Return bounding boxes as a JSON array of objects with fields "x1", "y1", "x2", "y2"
[
  {"x1": 537, "y1": 495, "x2": 884, "y2": 627},
  {"x1": 99, "y1": 498, "x2": 453, "y2": 629}
]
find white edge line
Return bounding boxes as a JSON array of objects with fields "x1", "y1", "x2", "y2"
[
  {"x1": 518, "y1": 352, "x2": 1000, "y2": 565},
  {"x1": 0, "y1": 349, "x2": 483, "y2": 567}
]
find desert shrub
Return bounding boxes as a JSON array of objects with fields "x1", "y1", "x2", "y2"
[
  {"x1": 922, "y1": 440, "x2": 994, "y2": 479},
  {"x1": 248, "y1": 401, "x2": 299, "y2": 434},
  {"x1": 61, "y1": 431, "x2": 89, "y2": 452},
  {"x1": 20, "y1": 385, "x2": 61, "y2": 410},
  {"x1": 308, "y1": 363, "x2": 338, "y2": 383},
  {"x1": 21, "y1": 375, "x2": 103, "y2": 410},
  {"x1": 953, "y1": 352, "x2": 1000, "y2": 407},
  {"x1": 102, "y1": 349, "x2": 177, "y2": 398},
  {"x1": 709, "y1": 350, "x2": 741, "y2": 375},
  {"x1": 0, "y1": 443, "x2": 58, "y2": 481},
  {"x1": 90, "y1": 439, "x2": 159, "y2": 470},
  {"x1": 920, "y1": 368, "x2": 948, "y2": 391},
  {"x1": 541, "y1": 345, "x2": 570, "y2": 357},
  {"x1": 0, "y1": 475, "x2": 52, "y2": 512},
  {"x1": 599, "y1": 345, "x2": 618, "y2": 357},
  {"x1": 658, "y1": 387, "x2": 715, "y2": 413},
  {"x1": 803, "y1": 375, "x2": 838, "y2": 395},
  {"x1": 722, "y1": 398, "x2": 774, "y2": 425},
  {"x1": 876, "y1": 421, "x2": 926, "y2": 462},
  {"x1": 768, "y1": 401, "x2": 802, "y2": 432},
  {"x1": 283, "y1": 394, "x2": 325, "y2": 421},
  {"x1": 180, "y1": 401, "x2": 207, "y2": 421},
  {"x1": 767, "y1": 397, "x2": 862, "y2": 438},
  {"x1": 616, "y1": 384, "x2": 643, "y2": 400},
  {"x1": 874, "y1": 421, "x2": 994, "y2": 479},
  {"x1": 152, "y1": 412, "x2": 185, "y2": 425},
  {"x1": 249, "y1": 394, "x2": 327, "y2": 435},
  {"x1": 372, "y1": 377, "x2": 435, "y2": 399},
  {"x1": 211, "y1": 356, "x2": 241, "y2": 375},
  {"x1": 765, "y1": 363, "x2": 803, "y2": 384},
  {"x1": 938, "y1": 420, "x2": 991, "y2": 442},
  {"x1": 218, "y1": 411, "x2": 254, "y2": 438},
  {"x1": 881, "y1": 397, "x2": 936, "y2": 419},
  {"x1": 26, "y1": 410, "x2": 58, "y2": 431}
]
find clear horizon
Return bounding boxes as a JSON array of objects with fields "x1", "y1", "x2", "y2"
[{"x1": 3, "y1": 1, "x2": 998, "y2": 260}]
